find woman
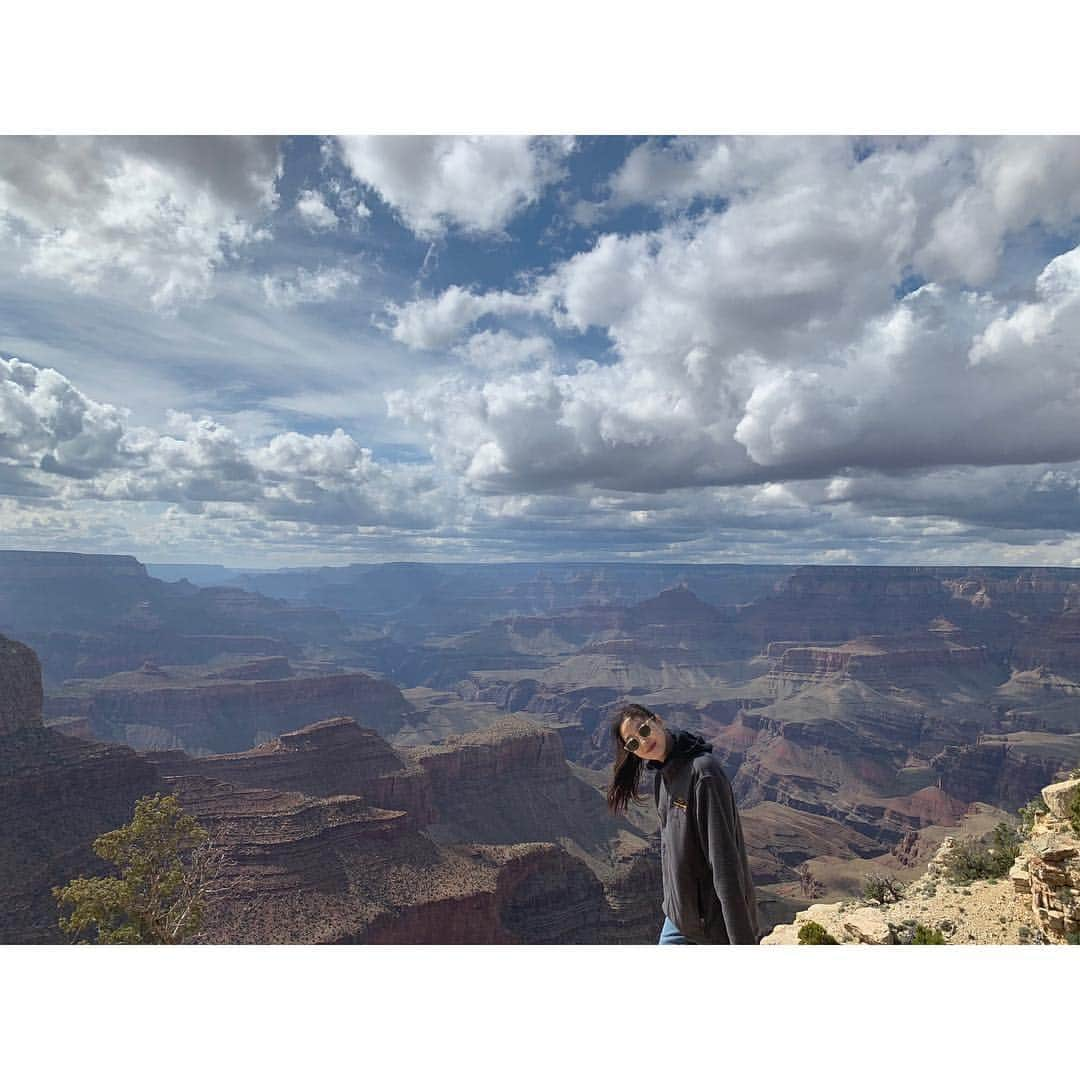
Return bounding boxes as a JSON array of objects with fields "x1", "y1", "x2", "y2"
[{"x1": 607, "y1": 703, "x2": 761, "y2": 945}]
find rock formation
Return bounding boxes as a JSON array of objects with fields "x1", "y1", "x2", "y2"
[
  {"x1": 72, "y1": 672, "x2": 415, "y2": 754},
  {"x1": 761, "y1": 776, "x2": 1080, "y2": 944},
  {"x1": 1008, "y1": 778, "x2": 1080, "y2": 941},
  {"x1": 147, "y1": 715, "x2": 660, "y2": 944},
  {"x1": 931, "y1": 734, "x2": 1080, "y2": 806}
]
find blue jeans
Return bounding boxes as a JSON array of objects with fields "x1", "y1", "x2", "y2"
[{"x1": 658, "y1": 916, "x2": 697, "y2": 944}]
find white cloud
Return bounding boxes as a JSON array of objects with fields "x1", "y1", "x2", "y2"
[
  {"x1": 261, "y1": 265, "x2": 361, "y2": 308},
  {"x1": 295, "y1": 188, "x2": 339, "y2": 231},
  {"x1": 335, "y1": 135, "x2": 574, "y2": 238},
  {"x1": 0, "y1": 356, "x2": 132, "y2": 478},
  {"x1": 1, "y1": 357, "x2": 438, "y2": 530},
  {"x1": 603, "y1": 136, "x2": 1080, "y2": 289},
  {"x1": 377, "y1": 138, "x2": 1080, "y2": 511},
  {"x1": 0, "y1": 136, "x2": 281, "y2": 309},
  {"x1": 386, "y1": 284, "x2": 554, "y2": 350},
  {"x1": 607, "y1": 136, "x2": 737, "y2": 207},
  {"x1": 452, "y1": 330, "x2": 555, "y2": 371}
]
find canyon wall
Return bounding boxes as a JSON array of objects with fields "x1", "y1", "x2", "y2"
[{"x1": 83, "y1": 672, "x2": 415, "y2": 753}]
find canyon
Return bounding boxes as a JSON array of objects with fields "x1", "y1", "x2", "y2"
[
  {"x1": 5, "y1": 552, "x2": 1080, "y2": 942},
  {"x1": 1, "y1": 632, "x2": 660, "y2": 943}
]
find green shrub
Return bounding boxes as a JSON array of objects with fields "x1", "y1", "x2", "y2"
[
  {"x1": 1067, "y1": 786, "x2": 1080, "y2": 836},
  {"x1": 911, "y1": 924, "x2": 946, "y2": 944},
  {"x1": 798, "y1": 920, "x2": 839, "y2": 945},
  {"x1": 861, "y1": 873, "x2": 905, "y2": 904},
  {"x1": 1065, "y1": 929, "x2": 1080, "y2": 945},
  {"x1": 1018, "y1": 793, "x2": 1048, "y2": 835},
  {"x1": 943, "y1": 825, "x2": 1021, "y2": 884}
]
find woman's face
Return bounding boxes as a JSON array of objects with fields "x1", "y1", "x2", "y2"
[{"x1": 619, "y1": 713, "x2": 668, "y2": 763}]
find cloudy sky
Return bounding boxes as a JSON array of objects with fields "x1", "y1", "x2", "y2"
[{"x1": 4, "y1": 134, "x2": 1080, "y2": 567}]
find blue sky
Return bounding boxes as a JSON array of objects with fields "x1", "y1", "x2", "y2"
[{"x1": 5, "y1": 134, "x2": 1080, "y2": 568}]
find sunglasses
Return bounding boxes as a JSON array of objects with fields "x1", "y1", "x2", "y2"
[{"x1": 622, "y1": 719, "x2": 653, "y2": 754}]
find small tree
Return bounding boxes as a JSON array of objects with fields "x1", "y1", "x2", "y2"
[
  {"x1": 861, "y1": 872, "x2": 905, "y2": 904},
  {"x1": 53, "y1": 793, "x2": 227, "y2": 944},
  {"x1": 988, "y1": 822, "x2": 1021, "y2": 875},
  {"x1": 797, "y1": 863, "x2": 824, "y2": 899},
  {"x1": 1018, "y1": 793, "x2": 1048, "y2": 836}
]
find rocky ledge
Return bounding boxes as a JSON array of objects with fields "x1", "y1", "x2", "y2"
[
  {"x1": 144, "y1": 716, "x2": 434, "y2": 826},
  {"x1": 761, "y1": 776, "x2": 1080, "y2": 944}
]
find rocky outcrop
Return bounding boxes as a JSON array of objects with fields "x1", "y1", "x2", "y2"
[
  {"x1": 1008, "y1": 778, "x2": 1080, "y2": 942},
  {"x1": 1011, "y1": 610, "x2": 1080, "y2": 677},
  {"x1": 731, "y1": 567, "x2": 1013, "y2": 653},
  {"x1": 0, "y1": 550, "x2": 349, "y2": 686},
  {"x1": 944, "y1": 569, "x2": 1077, "y2": 616},
  {"x1": 144, "y1": 717, "x2": 433, "y2": 826},
  {"x1": 0, "y1": 635, "x2": 43, "y2": 736},
  {"x1": 83, "y1": 672, "x2": 415, "y2": 754},
  {"x1": 406, "y1": 718, "x2": 613, "y2": 846}
]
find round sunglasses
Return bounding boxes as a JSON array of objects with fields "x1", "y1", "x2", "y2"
[{"x1": 622, "y1": 719, "x2": 653, "y2": 754}]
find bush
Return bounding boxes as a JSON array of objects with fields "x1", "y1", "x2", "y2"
[
  {"x1": 861, "y1": 873, "x2": 905, "y2": 904},
  {"x1": 52, "y1": 793, "x2": 226, "y2": 944},
  {"x1": 911, "y1": 924, "x2": 946, "y2": 944},
  {"x1": 1018, "y1": 793, "x2": 1048, "y2": 835},
  {"x1": 943, "y1": 824, "x2": 1021, "y2": 884},
  {"x1": 798, "y1": 920, "x2": 839, "y2": 945},
  {"x1": 1065, "y1": 929, "x2": 1080, "y2": 945},
  {"x1": 1068, "y1": 786, "x2": 1080, "y2": 836}
]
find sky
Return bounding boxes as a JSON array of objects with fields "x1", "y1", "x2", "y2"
[{"x1": 6, "y1": 133, "x2": 1080, "y2": 568}]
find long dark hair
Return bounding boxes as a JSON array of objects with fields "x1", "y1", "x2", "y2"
[{"x1": 605, "y1": 703, "x2": 656, "y2": 816}]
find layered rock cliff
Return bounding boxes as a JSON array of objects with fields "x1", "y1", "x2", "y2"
[
  {"x1": 157, "y1": 716, "x2": 659, "y2": 944},
  {"x1": 402, "y1": 718, "x2": 662, "y2": 942},
  {"x1": 1009, "y1": 778, "x2": 1080, "y2": 941},
  {"x1": 144, "y1": 717, "x2": 434, "y2": 826},
  {"x1": 80, "y1": 672, "x2": 414, "y2": 754},
  {"x1": 931, "y1": 734, "x2": 1080, "y2": 806},
  {"x1": 766, "y1": 637, "x2": 1001, "y2": 696}
]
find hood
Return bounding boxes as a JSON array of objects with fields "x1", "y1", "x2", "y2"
[{"x1": 645, "y1": 726, "x2": 712, "y2": 770}]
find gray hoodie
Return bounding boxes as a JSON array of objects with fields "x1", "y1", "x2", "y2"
[{"x1": 647, "y1": 728, "x2": 761, "y2": 944}]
